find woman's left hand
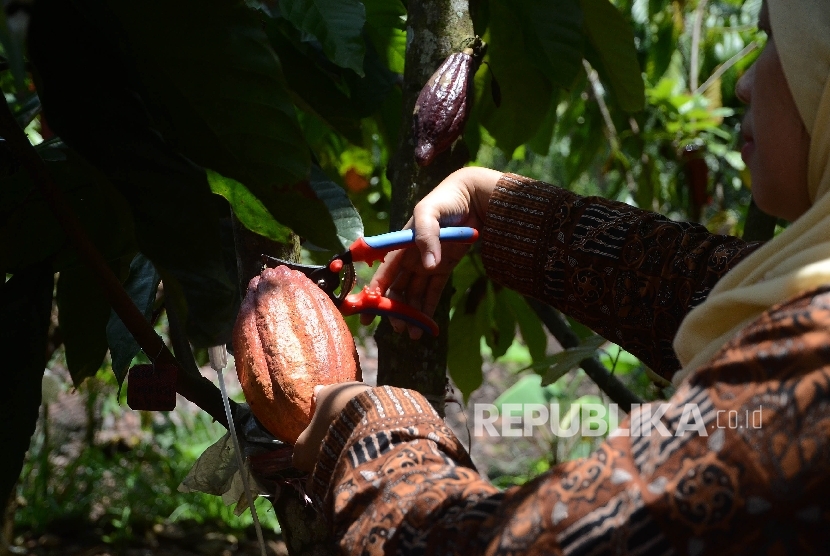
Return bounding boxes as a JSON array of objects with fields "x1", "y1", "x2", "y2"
[{"x1": 292, "y1": 382, "x2": 372, "y2": 473}]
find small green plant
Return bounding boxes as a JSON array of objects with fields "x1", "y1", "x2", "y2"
[{"x1": 14, "y1": 368, "x2": 279, "y2": 548}]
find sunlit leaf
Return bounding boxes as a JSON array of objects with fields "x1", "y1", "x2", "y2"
[
  {"x1": 363, "y1": 0, "x2": 407, "y2": 74},
  {"x1": 308, "y1": 166, "x2": 364, "y2": 250},
  {"x1": 208, "y1": 170, "x2": 293, "y2": 244}
]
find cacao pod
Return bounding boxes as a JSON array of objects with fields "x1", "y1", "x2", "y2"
[
  {"x1": 413, "y1": 38, "x2": 486, "y2": 167},
  {"x1": 233, "y1": 266, "x2": 361, "y2": 444}
]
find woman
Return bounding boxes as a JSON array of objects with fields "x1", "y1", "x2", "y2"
[{"x1": 294, "y1": 0, "x2": 830, "y2": 552}]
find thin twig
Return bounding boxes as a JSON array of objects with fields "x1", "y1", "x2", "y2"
[
  {"x1": 582, "y1": 59, "x2": 637, "y2": 195},
  {"x1": 690, "y1": 0, "x2": 709, "y2": 93},
  {"x1": 0, "y1": 95, "x2": 230, "y2": 428},
  {"x1": 694, "y1": 41, "x2": 758, "y2": 97},
  {"x1": 524, "y1": 297, "x2": 643, "y2": 413}
]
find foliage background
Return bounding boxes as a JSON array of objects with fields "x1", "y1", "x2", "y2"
[{"x1": 0, "y1": 0, "x2": 766, "y2": 551}]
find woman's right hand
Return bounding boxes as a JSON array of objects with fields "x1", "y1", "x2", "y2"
[{"x1": 361, "y1": 166, "x2": 503, "y2": 338}]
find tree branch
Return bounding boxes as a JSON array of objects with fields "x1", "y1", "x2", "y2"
[
  {"x1": 0, "y1": 95, "x2": 230, "y2": 427},
  {"x1": 524, "y1": 297, "x2": 643, "y2": 413}
]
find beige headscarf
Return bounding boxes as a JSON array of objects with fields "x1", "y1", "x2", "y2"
[{"x1": 672, "y1": 0, "x2": 830, "y2": 385}]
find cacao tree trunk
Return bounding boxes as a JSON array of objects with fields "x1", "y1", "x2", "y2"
[
  {"x1": 376, "y1": 0, "x2": 476, "y2": 414},
  {"x1": 230, "y1": 214, "x2": 336, "y2": 556}
]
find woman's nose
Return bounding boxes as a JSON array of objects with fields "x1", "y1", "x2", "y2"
[{"x1": 735, "y1": 63, "x2": 755, "y2": 104}]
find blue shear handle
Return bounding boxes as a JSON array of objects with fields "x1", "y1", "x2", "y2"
[{"x1": 362, "y1": 227, "x2": 478, "y2": 251}]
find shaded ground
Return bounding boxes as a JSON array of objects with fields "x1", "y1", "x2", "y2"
[
  {"x1": 9, "y1": 333, "x2": 576, "y2": 556},
  {"x1": 14, "y1": 522, "x2": 287, "y2": 556}
]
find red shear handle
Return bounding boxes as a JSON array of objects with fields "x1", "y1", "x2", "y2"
[{"x1": 340, "y1": 287, "x2": 439, "y2": 336}]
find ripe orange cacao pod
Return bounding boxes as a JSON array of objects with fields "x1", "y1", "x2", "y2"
[{"x1": 233, "y1": 266, "x2": 361, "y2": 444}]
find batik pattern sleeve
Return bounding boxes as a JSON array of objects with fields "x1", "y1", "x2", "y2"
[
  {"x1": 480, "y1": 173, "x2": 763, "y2": 381},
  {"x1": 311, "y1": 287, "x2": 830, "y2": 555}
]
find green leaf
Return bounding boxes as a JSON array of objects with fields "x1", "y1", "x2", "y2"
[
  {"x1": 514, "y1": 0, "x2": 584, "y2": 88},
  {"x1": 280, "y1": 0, "x2": 367, "y2": 76},
  {"x1": 475, "y1": 0, "x2": 555, "y2": 153},
  {"x1": 526, "y1": 92, "x2": 560, "y2": 156},
  {"x1": 264, "y1": 20, "x2": 364, "y2": 143},
  {"x1": 0, "y1": 150, "x2": 136, "y2": 273},
  {"x1": 208, "y1": 170, "x2": 293, "y2": 244},
  {"x1": 450, "y1": 253, "x2": 485, "y2": 307},
  {"x1": 502, "y1": 290, "x2": 547, "y2": 362},
  {"x1": 581, "y1": 0, "x2": 645, "y2": 112},
  {"x1": 494, "y1": 374, "x2": 562, "y2": 409},
  {"x1": 490, "y1": 286, "x2": 517, "y2": 359},
  {"x1": 106, "y1": 253, "x2": 161, "y2": 386},
  {"x1": 447, "y1": 293, "x2": 484, "y2": 402},
  {"x1": 84, "y1": 0, "x2": 340, "y2": 251},
  {"x1": 29, "y1": 0, "x2": 245, "y2": 346},
  {"x1": 309, "y1": 166, "x2": 364, "y2": 250},
  {"x1": 362, "y1": 0, "x2": 406, "y2": 74},
  {"x1": 523, "y1": 334, "x2": 605, "y2": 386},
  {"x1": 57, "y1": 265, "x2": 112, "y2": 385},
  {"x1": 0, "y1": 264, "x2": 53, "y2": 505},
  {"x1": 598, "y1": 343, "x2": 642, "y2": 376}
]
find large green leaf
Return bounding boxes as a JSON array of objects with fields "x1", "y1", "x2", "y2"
[
  {"x1": 208, "y1": 170, "x2": 293, "y2": 245},
  {"x1": 581, "y1": 0, "x2": 645, "y2": 113},
  {"x1": 57, "y1": 265, "x2": 112, "y2": 385},
  {"x1": 448, "y1": 292, "x2": 484, "y2": 402},
  {"x1": 363, "y1": 0, "x2": 407, "y2": 74},
  {"x1": 279, "y1": 0, "x2": 366, "y2": 76},
  {"x1": 523, "y1": 334, "x2": 605, "y2": 386},
  {"x1": 502, "y1": 290, "x2": 547, "y2": 363},
  {"x1": 475, "y1": 0, "x2": 555, "y2": 154},
  {"x1": 106, "y1": 253, "x2": 161, "y2": 385},
  {"x1": 265, "y1": 20, "x2": 364, "y2": 144},
  {"x1": 0, "y1": 149, "x2": 135, "y2": 273},
  {"x1": 489, "y1": 285, "x2": 517, "y2": 359},
  {"x1": 0, "y1": 264, "x2": 53, "y2": 506},
  {"x1": 309, "y1": 166, "x2": 364, "y2": 250},
  {"x1": 514, "y1": 0, "x2": 584, "y2": 88},
  {"x1": 29, "y1": 0, "x2": 241, "y2": 346},
  {"x1": 82, "y1": 0, "x2": 341, "y2": 251}
]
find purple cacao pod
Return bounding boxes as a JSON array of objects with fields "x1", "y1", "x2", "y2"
[{"x1": 413, "y1": 39, "x2": 485, "y2": 167}]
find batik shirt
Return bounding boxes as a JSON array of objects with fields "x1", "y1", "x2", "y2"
[{"x1": 308, "y1": 173, "x2": 830, "y2": 554}]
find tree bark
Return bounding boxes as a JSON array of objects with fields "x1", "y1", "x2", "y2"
[{"x1": 376, "y1": 0, "x2": 476, "y2": 414}]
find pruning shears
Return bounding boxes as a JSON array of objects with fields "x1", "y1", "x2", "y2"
[{"x1": 261, "y1": 227, "x2": 479, "y2": 336}]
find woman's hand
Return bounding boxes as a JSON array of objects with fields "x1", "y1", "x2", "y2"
[
  {"x1": 292, "y1": 382, "x2": 372, "y2": 473},
  {"x1": 360, "y1": 166, "x2": 502, "y2": 338}
]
